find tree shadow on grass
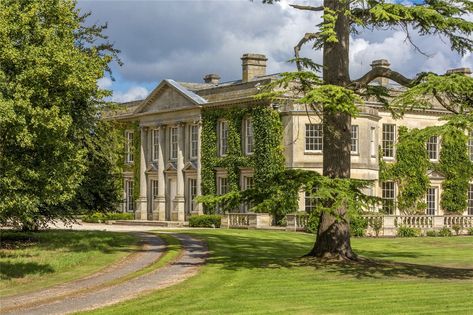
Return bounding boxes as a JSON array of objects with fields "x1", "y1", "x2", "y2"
[
  {"x1": 0, "y1": 230, "x2": 141, "y2": 254},
  {"x1": 0, "y1": 262, "x2": 54, "y2": 280},
  {"x1": 193, "y1": 231, "x2": 473, "y2": 281}
]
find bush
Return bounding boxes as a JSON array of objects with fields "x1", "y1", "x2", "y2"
[
  {"x1": 188, "y1": 215, "x2": 222, "y2": 228},
  {"x1": 305, "y1": 212, "x2": 320, "y2": 234},
  {"x1": 426, "y1": 230, "x2": 438, "y2": 237},
  {"x1": 350, "y1": 216, "x2": 368, "y2": 237},
  {"x1": 397, "y1": 226, "x2": 420, "y2": 237},
  {"x1": 82, "y1": 212, "x2": 133, "y2": 223},
  {"x1": 452, "y1": 224, "x2": 462, "y2": 236},
  {"x1": 468, "y1": 228, "x2": 473, "y2": 236},
  {"x1": 438, "y1": 227, "x2": 453, "y2": 237}
]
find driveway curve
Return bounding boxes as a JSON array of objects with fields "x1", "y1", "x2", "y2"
[{"x1": 1, "y1": 230, "x2": 207, "y2": 315}]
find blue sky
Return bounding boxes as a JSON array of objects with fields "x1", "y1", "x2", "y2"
[{"x1": 77, "y1": 0, "x2": 472, "y2": 102}]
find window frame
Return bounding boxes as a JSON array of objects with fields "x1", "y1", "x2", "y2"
[
  {"x1": 370, "y1": 126, "x2": 376, "y2": 158},
  {"x1": 468, "y1": 130, "x2": 473, "y2": 162},
  {"x1": 187, "y1": 178, "x2": 197, "y2": 214},
  {"x1": 169, "y1": 126, "x2": 178, "y2": 161},
  {"x1": 218, "y1": 120, "x2": 229, "y2": 157},
  {"x1": 382, "y1": 124, "x2": 396, "y2": 159},
  {"x1": 381, "y1": 181, "x2": 396, "y2": 214},
  {"x1": 124, "y1": 179, "x2": 134, "y2": 212},
  {"x1": 190, "y1": 124, "x2": 198, "y2": 160},
  {"x1": 244, "y1": 118, "x2": 254, "y2": 155},
  {"x1": 124, "y1": 130, "x2": 134, "y2": 164},
  {"x1": 152, "y1": 129, "x2": 159, "y2": 162},
  {"x1": 351, "y1": 125, "x2": 359, "y2": 155},
  {"x1": 426, "y1": 136, "x2": 439, "y2": 162},
  {"x1": 468, "y1": 184, "x2": 473, "y2": 215},
  {"x1": 426, "y1": 187, "x2": 438, "y2": 215},
  {"x1": 305, "y1": 123, "x2": 323, "y2": 152}
]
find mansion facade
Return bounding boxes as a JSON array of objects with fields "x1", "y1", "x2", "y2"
[{"x1": 108, "y1": 53, "x2": 473, "y2": 222}]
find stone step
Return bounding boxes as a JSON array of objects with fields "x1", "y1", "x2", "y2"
[{"x1": 111, "y1": 220, "x2": 189, "y2": 227}]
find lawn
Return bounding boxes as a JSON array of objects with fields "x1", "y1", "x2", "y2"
[
  {"x1": 88, "y1": 230, "x2": 473, "y2": 315},
  {"x1": 0, "y1": 229, "x2": 138, "y2": 297}
]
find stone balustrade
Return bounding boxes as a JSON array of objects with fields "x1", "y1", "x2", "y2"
[
  {"x1": 221, "y1": 213, "x2": 272, "y2": 229},
  {"x1": 285, "y1": 213, "x2": 473, "y2": 236}
]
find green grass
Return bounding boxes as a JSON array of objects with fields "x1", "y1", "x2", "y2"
[
  {"x1": 87, "y1": 230, "x2": 473, "y2": 315},
  {"x1": 0, "y1": 230, "x2": 138, "y2": 297}
]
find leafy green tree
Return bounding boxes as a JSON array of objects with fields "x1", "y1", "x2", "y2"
[
  {"x1": 0, "y1": 0, "x2": 119, "y2": 229},
  {"x1": 256, "y1": 0, "x2": 473, "y2": 260}
]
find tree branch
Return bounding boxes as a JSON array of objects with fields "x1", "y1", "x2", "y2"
[
  {"x1": 351, "y1": 67, "x2": 414, "y2": 89},
  {"x1": 294, "y1": 33, "x2": 319, "y2": 72},
  {"x1": 289, "y1": 4, "x2": 324, "y2": 12}
]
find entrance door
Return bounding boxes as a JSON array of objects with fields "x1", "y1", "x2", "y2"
[{"x1": 166, "y1": 177, "x2": 177, "y2": 221}]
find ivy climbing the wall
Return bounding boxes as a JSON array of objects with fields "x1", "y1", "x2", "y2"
[
  {"x1": 380, "y1": 120, "x2": 473, "y2": 215},
  {"x1": 200, "y1": 105, "x2": 285, "y2": 214}
]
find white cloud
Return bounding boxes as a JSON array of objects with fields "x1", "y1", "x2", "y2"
[
  {"x1": 97, "y1": 77, "x2": 113, "y2": 89},
  {"x1": 111, "y1": 86, "x2": 149, "y2": 103}
]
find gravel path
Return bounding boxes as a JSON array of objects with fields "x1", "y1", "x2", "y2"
[
  {"x1": 1, "y1": 232, "x2": 165, "y2": 313},
  {"x1": 2, "y1": 233, "x2": 207, "y2": 315}
]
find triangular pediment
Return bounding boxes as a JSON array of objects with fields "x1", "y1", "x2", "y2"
[
  {"x1": 183, "y1": 161, "x2": 197, "y2": 172},
  {"x1": 165, "y1": 162, "x2": 177, "y2": 172},
  {"x1": 134, "y1": 79, "x2": 207, "y2": 114}
]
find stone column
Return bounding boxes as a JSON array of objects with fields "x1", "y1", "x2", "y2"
[
  {"x1": 195, "y1": 121, "x2": 203, "y2": 215},
  {"x1": 136, "y1": 126, "x2": 148, "y2": 220},
  {"x1": 174, "y1": 122, "x2": 186, "y2": 221},
  {"x1": 156, "y1": 125, "x2": 166, "y2": 221}
]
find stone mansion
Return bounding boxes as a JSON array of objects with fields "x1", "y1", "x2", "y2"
[{"x1": 108, "y1": 53, "x2": 473, "y2": 222}]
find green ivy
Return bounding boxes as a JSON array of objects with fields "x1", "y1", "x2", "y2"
[
  {"x1": 200, "y1": 105, "x2": 284, "y2": 214},
  {"x1": 380, "y1": 123, "x2": 473, "y2": 215}
]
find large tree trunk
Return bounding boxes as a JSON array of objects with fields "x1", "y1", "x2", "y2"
[{"x1": 308, "y1": 0, "x2": 357, "y2": 260}]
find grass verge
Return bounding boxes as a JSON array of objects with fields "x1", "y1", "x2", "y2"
[
  {"x1": 87, "y1": 230, "x2": 473, "y2": 315},
  {"x1": 0, "y1": 230, "x2": 138, "y2": 297}
]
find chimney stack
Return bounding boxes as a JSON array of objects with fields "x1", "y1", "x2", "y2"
[
  {"x1": 446, "y1": 68, "x2": 472, "y2": 76},
  {"x1": 371, "y1": 59, "x2": 391, "y2": 87},
  {"x1": 203, "y1": 73, "x2": 221, "y2": 85},
  {"x1": 241, "y1": 53, "x2": 267, "y2": 82}
]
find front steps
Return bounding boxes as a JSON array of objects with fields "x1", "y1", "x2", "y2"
[{"x1": 111, "y1": 220, "x2": 189, "y2": 228}]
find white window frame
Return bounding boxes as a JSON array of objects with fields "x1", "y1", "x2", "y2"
[
  {"x1": 190, "y1": 125, "x2": 198, "y2": 160},
  {"x1": 244, "y1": 118, "x2": 254, "y2": 155},
  {"x1": 426, "y1": 136, "x2": 439, "y2": 161},
  {"x1": 468, "y1": 184, "x2": 473, "y2": 215},
  {"x1": 381, "y1": 181, "x2": 396, "y2": 214},
  {"x1": 382, "y1": 124, "x2": 396, "y2": 159},
  {"x1": 151, "y1": 179, "x2": 159, "y2": 200},
  {"x1": 216, "y1": 176, "x2": 228, "y2": 213},
  {"x1": 152, "y1": 129, "x2": 159, "y2": 162},
  {"x1": 370, "y1": 127, "x2": 376, "y2": 158},
  {"x1": 169, "y1": 127, "x2": 178, "y2": 160},
  {"x1": 468, "y1": 131, "x2": 473, "y2": 162},
  {"x1": 125, "y1": 130, "x2": 134, "y2": 163},
  {"x1": 351, "y1": 125, "x2": 359, "y2": 155},
  {"x1": 305, "y1": 124, "x2": 323, "y2": 152},
  {"x1": 124, "y1": 179, "x2": 134, "y2": 212},
  {"x1": 305, "y1": 188, "x2": 318, "y2": 213},
  {"x1": 426, "y1": 187, "x2": 438, "y2": 215},
  {"x1": 241, "y1": 175, "x2": 254, "y2": 212},
  {"x1": 187, "y1": 178, "x2": 197, "y2": 214},
  {"x1": 218, "y1": 120, "x2": 229, "y2": 157}
]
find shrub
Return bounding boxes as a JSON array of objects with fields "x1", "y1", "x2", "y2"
[
  {"x1": 452, "y1": 224, "x2": 462, "y2": 236},
  {"x1": 189, "y1": 215, "x2": 222, "y2": 228},
  {"x1": 82, "y1": 212, "x2": 133, "y2": 223},
  {"x1": 397, "y1": 226, "x2": 420, "y2": 237},
  {"x1": 426, "y1": 230, "x2": 438, "y2": 237},
  {"x1": 371, "y1": 217, "x2": 383, "y2": 237},
  {"x1": 350, "y1": 216, "x2": 368, "y2": 237},
  {"x1": 305, "y1": 212, "x2": 320, "y2": 234},
  {"x1": 468, "y1": 228, "x2": 473, "y2": 236},
  {"x1": 438, "y1": 227, "x2": 453, "y2": 237},
  {"x1": 105, "y1": 213, "x2": 134, "y2": 221}
]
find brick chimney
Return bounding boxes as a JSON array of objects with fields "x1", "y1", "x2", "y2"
[
  {"x1": 446, "y1": 68, "x2": 472, "y2": 76},
  {"x1": 203, "y1": 73, "x2": 220, "y2": 84},
  {"x1": 241, "y1": 53, "x2": 267, "y2": 82},
  {"x1": 371, "y1": 59, "x2": 391, "y2": 87}
]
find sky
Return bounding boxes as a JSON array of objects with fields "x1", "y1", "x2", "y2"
[{"x1": 77, "y1": 0, "x2": 473, "y2": 102}]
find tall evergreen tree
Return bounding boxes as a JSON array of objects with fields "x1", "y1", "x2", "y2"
[{"x1": 258, "y1": 0, "x2": 473, "y2": 260}]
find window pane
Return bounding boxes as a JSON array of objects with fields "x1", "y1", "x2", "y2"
[
  {"x1": 426, "y1": 187, "x2": 437, "y2": 215},
  {"x1": 190, "y1": 125, "x2": 198, "y2": 158},
  {"x1": 427, "y1": 136, "x2": 438, "y2": 160},
  {"x1": 245, "y1": 119, "x2": 254, "y2": 154},
  {"x1": 170, "y1": 127, "x2": 178, "y2": 160},
  {"x1": 468, "y1": 184, "x2": 473, "y2": 215},
  {"x1": 219, "y1": 121, "x2": 228, "y2": 156},
  {"x1": 305, "y1": 124, "x2": 323, "y2": 151},
  {"x1": 152, "y1": 129, "x2": 159, "y2": 161},
  {"x1": 351, "y1": 125, "x2": 359, "y2": 154},
  {"x1": 382, "y1": 124, "x2": 395, "y2": 158},
  {"x1": 381, "y1": 181, "x2": 395, "y2": 214}
]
